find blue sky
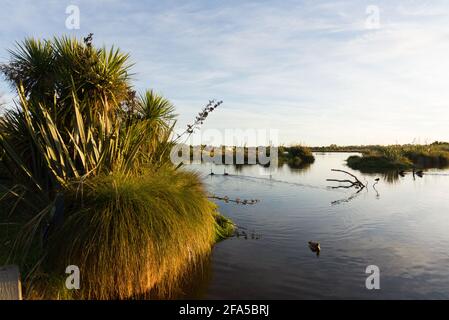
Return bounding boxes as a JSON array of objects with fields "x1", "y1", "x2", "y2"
[{"x1": 1, "y1": 0, "x2": 448, "y2": 145}]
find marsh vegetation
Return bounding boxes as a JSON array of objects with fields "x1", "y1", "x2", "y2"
[
  {"x1": 185, "y1": 144, "x2": 315, "y2": 169},
  {"x1": 1, "y1": 36, "x2": 447, "y2": 301},
  {"x1": 182, "y1": 154, "x2": 449, "y2": 299},
  {"x1": 344, "y1": 143, "x2": 449, "y2": 172},
  {"x1": 0, "y1": 36, "x2": 233, "y2": 299}
]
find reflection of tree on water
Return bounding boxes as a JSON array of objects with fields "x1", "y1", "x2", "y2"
[
  {"x1": 283, "y1": 161, "x2": 312, "y2": 171},
  {"x1": 173, "y1": 254, "x2": 214, "y2": 300},
  {"x1": 381, "y1": 171, "x2": 401, "y2": 184},
  {"x1": 349, "y1": 170, "x2": 402, "y2": 184},
  {"x1": 331, "y1": 188, "x2": 364, "y2": 206},
  {"x1": 379, "y1": 170, "x2": 427, "y2": 184},
  {"x1": 140, "y1": 253, "x2": 213, "y2": 300},
  {"x1": 350, "y1": 169, "x2": 435, "y2": 185},
  {"x1": 230, "y1": 162, "x2": 313, "y2": 174}
]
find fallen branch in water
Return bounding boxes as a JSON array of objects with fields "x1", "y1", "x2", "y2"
[{"x1": 327, "y1": 169, "x2": 366, "y2": 190}]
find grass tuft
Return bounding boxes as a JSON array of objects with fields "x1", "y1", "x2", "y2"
[
  {"x1": 26, "y1": 167, "x2": 218, "y2": 299},
  {"x1": 214, "y1": 213, "x2": 236, "y2": 242}
]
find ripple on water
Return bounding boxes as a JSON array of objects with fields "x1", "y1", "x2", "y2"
[{"x1": 183, "y1": 154, "x2": 449, "y2": 299}]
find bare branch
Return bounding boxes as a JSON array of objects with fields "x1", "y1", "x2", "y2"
[
  {"x1": 331, "y1": 169, "x2": 366, "y2": 187},
  {"x1": 327, "y1": 169, "x2": 366, "y2": 191},
  {"x1": 326, "y1": 179, "x2": 357, "y2": 185}
]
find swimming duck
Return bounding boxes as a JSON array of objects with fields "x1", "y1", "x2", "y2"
[{"x1": 308, "y1": 241, "x2": 321, "y2": 255}]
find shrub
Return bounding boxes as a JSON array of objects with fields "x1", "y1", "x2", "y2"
[
  {"x1": 27, "y1": 168, "x2": 215, "y2": 299},
  {"x1": 0, "y1": 36, "x2": 230, "y2": 299},
  {"x1": 278, "y1": 145, "x2": 315, "y2": 168},
  {"x1": 346, "y1": 143, "x2": 449, "y2": 172}
]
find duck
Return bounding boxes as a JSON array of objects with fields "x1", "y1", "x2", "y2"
[
  {"x1": 374, "y1": 178, "x2": 380, "y2": 182},
  {"x1": 308, "y1": 241, "x2": 321, "y2": 255}
]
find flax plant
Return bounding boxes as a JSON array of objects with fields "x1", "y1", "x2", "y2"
[{"x1": 0, "y1": 36, "x2": 229, "y2": 299}]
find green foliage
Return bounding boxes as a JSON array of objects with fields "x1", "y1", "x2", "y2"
[
  {"x1": 278, "y1": 145, "x2": 315, "y2": 168},
  {"x1": 287, "y1": 145, "x2": 315, "y2": 162},
  {"x1": 346, "y1": 155, "x2": 411, "y2": 172},
  {"x1": 21, "y1": 168, "x2": 216, "y2": 299},
  {"x1": 135, "y1": 90, "x2": 177, "y2": 131},
  {"x1": 0, "y1": 86, "x2": 175, "y2": 191},
  {"x1": 214, "y1": 213, "x2": 236, "y2": 242},
  {"x1": 1, "y1": 37, "x2": 131, "y2": 108},
  {"x1": 0, "y1": 36, "x2": 228, "y2": 299},
  {"x1": 346, "y1": 143, "x2": 449, "y2": 172}
]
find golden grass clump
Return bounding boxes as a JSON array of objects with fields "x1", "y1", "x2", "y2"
[
  {"x1": 0, "y1": 36, "x2": 233, "y2": 299},
  {"x1": 39, "y1": 168, "x2": 217, "y2": 299}
]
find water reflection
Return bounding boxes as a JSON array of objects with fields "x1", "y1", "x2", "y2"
[
  {"x1": 200, "y1": 157, "x2": 314, "y2": 172},
  {"x1": 382, "y1": 171, "x2": 401, "y2": 184},
  {"x1": 175, "y1": 255, "x2": 214, "y2": 300},
  {"x1": 182, "y1": 153, "x2": 449, "y2": 299},
  {"x1": 331, "y1": 188, "x2": 365, "y2": 206},
  {"x1": 141, "y1": 254, "x2": 214, "y2": 300}
]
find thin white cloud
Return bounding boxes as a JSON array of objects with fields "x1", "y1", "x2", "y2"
[{"x1": 1, "y1": 0, "x2": 449, "y2": 145}]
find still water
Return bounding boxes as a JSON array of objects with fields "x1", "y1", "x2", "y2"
[{"x1": 183, "y1": 152, "x2": 449, "y2": 299}]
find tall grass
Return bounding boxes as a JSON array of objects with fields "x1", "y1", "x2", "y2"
[
  {"x1": 22, "y1": 168, "x2": 216, "y2": 299},
  {"x1": 0, "y1": 36, "x2": 226, "y2": 299}
]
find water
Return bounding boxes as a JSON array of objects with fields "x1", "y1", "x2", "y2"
[{"x1": 182, "y1": 152, "x2": 449, "y2": 299}]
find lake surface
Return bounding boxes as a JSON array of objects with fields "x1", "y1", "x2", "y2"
[{"x1": 182, "y1": 152, "x2": 449, "y2": 299}]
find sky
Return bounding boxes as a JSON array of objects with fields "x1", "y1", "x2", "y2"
[{"x1": 0, "y1": 0, "x2": 448, "y2": 146}]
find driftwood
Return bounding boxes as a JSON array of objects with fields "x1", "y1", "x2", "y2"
[
  {"x1": 327, "y1": 169, "x2": 366, "y2": 190},
  {"x1": 327, "y1": 169, "x2": 367, "y2": 205}
]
